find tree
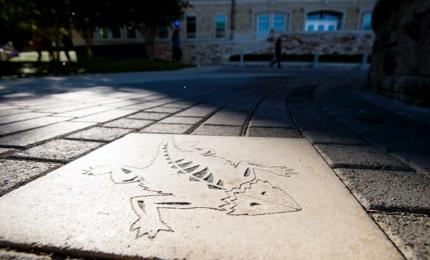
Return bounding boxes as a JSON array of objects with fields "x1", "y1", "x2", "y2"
[{"x1": 119, "y1": 0, "x2": 190, "y2": 59}]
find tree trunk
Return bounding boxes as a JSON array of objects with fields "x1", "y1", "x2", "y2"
[
  {"x1": 141, "y1": 29, "x2": 156, "y2": 60},
  {"x1": 82, "y1": 31, "x2": 94, "y2": 59},
  {"x1": 230, "y1": 0, "x2": 236, "y2": 41}
]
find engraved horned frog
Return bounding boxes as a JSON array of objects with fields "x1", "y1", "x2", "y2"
[{"x1": 82, "y1": 139, "x2": 301, "y2": 239}]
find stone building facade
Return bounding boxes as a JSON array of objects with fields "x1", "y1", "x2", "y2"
[
  {"x1": 370, "y1": 0, "x2": 430, "y2": 106},
  {"x1": 153, "y1": 0, "x2": 377, "y2": 64},
  {"x1": 73, "y1": 0, "x2": 377, "y2": 64}
]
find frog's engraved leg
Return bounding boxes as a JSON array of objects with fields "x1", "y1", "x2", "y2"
[
  {"x1": 82, "y1": 165, "x2": 141, "y2": 184},
  {"x1": 236, "y1": 161, "x2": 296, "y2": 177},
  {"x1": 130, "y1": 195, "x2": 193, "y2": 239}
]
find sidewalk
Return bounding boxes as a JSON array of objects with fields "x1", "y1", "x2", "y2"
[{"x1": 0, "y1": 67, "x2": 428, "y2": 259}]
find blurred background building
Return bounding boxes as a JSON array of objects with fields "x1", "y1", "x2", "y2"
[{"x1": 74, "y1": 0, "x2": 377, "y2": 64}]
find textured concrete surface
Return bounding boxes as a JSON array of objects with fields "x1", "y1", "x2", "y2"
[
  {"x1": 127, "y1": 112, "x2": 169, "y2": 120},
  {"x1": 315, "y1": 144, "x2": 410, "y2": 170},
  {"x1": 0, "y1": 159, "x2": 61, "y2": 196},
  {"x1": 247, "y1": 127, "x2": 299, "y2": 138},
  {"x1": 14, "y1": 139, "x2": 103, "y2": 162},
  {"x1": 103, "y1": 118, "x2": 153, "y2": 129},
  {"x1": 335, "y1": 168, "x2": 430, "y2": 213},
  {"x1": 372, "y1": 213, "x2": 430, "y2": 260},
  {"x1": 0, "y1": 134, "x2": 401, "y2": 259},
  {"x1": 141, "y1": 123, "x2": 194, "y2": 134},
  {"x1": 192, "y1": 125, "x2": 243, "y2": 136},
  {"x1": 66, "y1": 127, "x2": 133, "y2": 142},
  {"x1": 0, "y1": 250, "x2": 52, "y2": 260}
]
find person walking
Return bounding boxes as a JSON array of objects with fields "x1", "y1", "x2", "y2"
[
  {"x1": 171, "y1": 29, "x2": 182, "y2": 62},
  {"x1": 270, "y1": 37, "x2": 282, "y2": 68},
  {"x1": 62, "y1": 33, "x2": 74, "y2": 62}
]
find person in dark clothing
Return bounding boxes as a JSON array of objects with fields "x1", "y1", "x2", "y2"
[
  {"x1": 171, "y1": 29, "x2": 182, "y2": 62},
  {"x1": 270, "y1": 37, "x2": 282, "y2": 68},
  {"x1": 62, "y1": 34, "x2": 74, "y2": 62}
]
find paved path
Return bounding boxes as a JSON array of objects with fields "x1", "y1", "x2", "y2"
[{"x1": 0, "y1": 67, "x2": 429, "y2": 259}]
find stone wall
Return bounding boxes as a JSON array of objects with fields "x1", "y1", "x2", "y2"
[
  {"x1": 369, "y1": 0, "x2": 430, "y2": 105},
  {"x1": 154, "y1": 32, "x2": 374, "y2": 64}
]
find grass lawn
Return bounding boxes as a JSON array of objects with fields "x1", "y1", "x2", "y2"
[{"x1": 1, "y1": 52, "x2": 193, "y2": 78}]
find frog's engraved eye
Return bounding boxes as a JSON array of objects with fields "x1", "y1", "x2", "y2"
[
  {"x1": 249, "y1": 202, "x2": 261, "y2": 207},
  {"x1": 261, "y1": 191, "x2": 266, "y2": 195},
  {"x1": 121, "y1": 168, "x2": 132, "y2": 174}
]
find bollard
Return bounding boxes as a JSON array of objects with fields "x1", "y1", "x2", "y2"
[
  {"x1": 240, "y1": 51, "x2": 244, "y2": 67},
  {"x1": 360, "y1": 51, "x2": 369, "y2": 70},
  {"x1": 312, "y1": 50, "x2": 320, "y2": 69}
]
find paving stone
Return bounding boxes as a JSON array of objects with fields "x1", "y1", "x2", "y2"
[
  {"x1": 247, "y1": 127, "x2": 300, "y2": 138},
  {"x1": 103, "y1": 118, "x2": 153, "y2": 129},
  {"x1": 67, "y1": 127, "x2": 132, "y2": 142},
  {"x1": 159, "y1": 116, "x2": 203, "y2": 125},
  {"x1": 0, "y1": 116, "x2": 70, "y2": 136},
  {"x1": 175, "y1": 105, "x2": 218, "y2": 117},
  {"x1": 122, "y1": 100, "x2": 169, "y2": 110},
  {"x1": 37, "y1": 103, "x2": 94, "y2": 113},
  {"x1": 0, "y1": 134, "x2": 401, "y2": 259},
  {"x1": 162, "y1": 102, "x2": 194, "y2": 109},
  {"x1": 0, "y1": 250, "x2": 52, "y2": 260},
  {"x1": 315, "y1": 144, "x2": 410, "y2": 170},
  {"x1": 57, "y1": 106, "x2": 111, "y2": 118},
  {"x1": 204, "y1": 111, "x2": 248, "y2": 126},
  {"x1": 0, "y1": 108, "x2": 33, "y2": 117},
  {"x1": 303, "y1": 125, "x2": 366, "y2": 145},
  {"x1": 0, "y1": 112, "x2": 51, "y2": 125},
  {"x1": 192, "y1": 125, "x2": 242, "y2": 136},
  {"x1": 372, "y1": 212, "x2": 430, "y2": 260},
  {"x1": 0, "y1": 148, "x2": 16, "y2": 158},
  {"x1": 140, "y1": 123, "x2": 193, "y2": 134},
  {"x1": 0, "y1": 122, "x2": 94, "y2": 148},
  {"x1": 72, "y1": 109, "x2": 137, "y2": 123},
  {"x1": 14, "y1": 139, "x2": 103, "y2": 162},
  {"x1": 145, "y1": 106, "x2": 182, "y2": 114},
  {"x1": 335, "y1": 168, "x2": 430, "y2": 212},
  {"x1": 0, "y1": 159, "x2": 60, "y2": 196},
  {"x1": 127, "y1": 112, "x2": 169, "y2": 120}
]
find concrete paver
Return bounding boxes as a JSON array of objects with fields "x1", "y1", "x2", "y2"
[
  {"x1": 127, "y1": 112, "x2": 169, "y2": 120},
  {"x1": 335, "y1": 168, "x2": 430, "y2": 212},
  {"x1": 103, "y1": 118, "x2": 153, "y2": 129},
  {"x1": 0, "y1": 159, "x2": 61, "y2": 196},
  {"x1": 0, "y1": 134, "x2": 401, "y2": 259},
  {"x1": 140, "y1": 123, "x2": 194, "y2": 134},
  {"x1": 0, "y1": 250, "x2": 52, "y2": 260},
  {"x1": 67, "y1": 127, "x2": 133, "y2": 142},
  {"x1": 0, "y1": 122, "x2": 94, "y2": 148},
  {"x1": 315, "y1": 144, "x2": 411, "y2": 170},
  {"x1": 372, "y1": 213, "x2": 430, "y2": 260},
  {"x1": 0, "y1": 116, "x2": 71, "y2": 136},
  {"x1": 159, "y1": 116, "x2": 203, "y2": 125},
  {"x1": 0, "y1": 112, "x2": 51, "y2": 125},
  {"x1": 72, "y1": 109, "x2": 138, "y2": 123},
  {"x1": 247, "y1": 126, "x2": 299, "y2": 138},
  {"x1": 192, "y1": 125, "x2": 243, "y2": 136},
  {"x1": 14, "y1": 139, "x2": 103, "y2": 162}
]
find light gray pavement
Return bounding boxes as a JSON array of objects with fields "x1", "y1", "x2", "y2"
[{"x1": 0, "y1": 66, "x2": 429, "y2": 259}]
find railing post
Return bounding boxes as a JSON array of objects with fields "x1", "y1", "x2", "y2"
[
  {"x1": 313, "y1": 50, "x2": 320, "y2": 69},
  {"x1": 360, "y1": 51, "x2": 369, "y2": 70},
  {"x1": 240, "y1": 51, "x2": 244, "y2": 67}
]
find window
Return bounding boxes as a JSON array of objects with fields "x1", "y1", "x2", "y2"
[
  {"x1": 127, "y1": 27, "x2": 136, "y2": 39},
  {"x1": 111, "y1": 27, "x2": 121, "y2": 39},
  {"x1": 159, "y1": 26, "x2": 168, "y2": 39},
  {"x1": 215, "y1": 14, "x2": 227, "y2": 38},
  {"x1": 305, "y1": 11, "x2": 342, "y2": 32},
  {"x1": 361, "y1": 12, "x2": 372, "y2": 31},
  {"x1": 186, "y1": 15, "x2": 196, "y2": 39},
  {"x1": 98, "y1": 28, "x2": 109, "y2": 39},
  {"x1": 256, "y1": 12, "x2": 288, "y2": 39}
]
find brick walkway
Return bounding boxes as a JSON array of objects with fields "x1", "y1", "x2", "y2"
[{"x1": 0, "y1": 67, "x2": 429, "y2": 259}]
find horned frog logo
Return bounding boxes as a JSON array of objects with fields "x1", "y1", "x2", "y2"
[{"x1": 82, "y1": 138, "x2": 301, "y2": 239}]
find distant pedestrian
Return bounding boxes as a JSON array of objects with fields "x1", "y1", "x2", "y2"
[
  {"x1": 266, "y1": 28, "x2": 275, "y2": 43},
  {"x1": 62, "y1": 33, "x2": 74, "y2": 62},
  {"x1": 171, "y1": 29, "x2": 182, "y2": 62},
  {"x1": 270, "y1": 37, "x2": 282, "y2": 69}
]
